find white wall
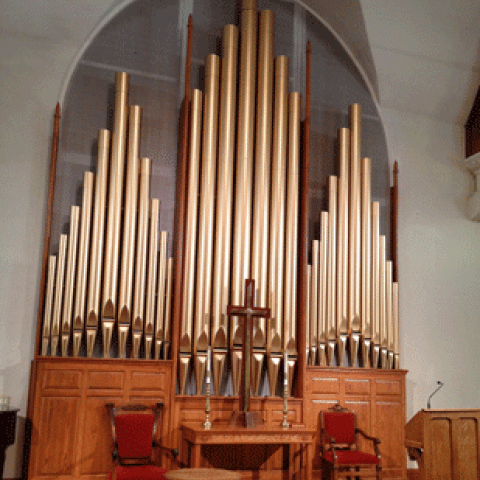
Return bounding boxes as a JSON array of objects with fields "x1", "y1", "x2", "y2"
[
  {"x1": 0, "y1": 2, "x2": 118, "y2": 476},
  {"x1": 381, "y1": 107, "x2": 480, "y2": 419}
]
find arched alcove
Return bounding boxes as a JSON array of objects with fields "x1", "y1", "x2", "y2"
[{"x1": 52, "y1": 0, "x2": 390, "y2": 261}]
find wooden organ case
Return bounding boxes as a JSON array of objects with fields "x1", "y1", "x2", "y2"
[{"x1": 27, "y1": 1, "x2": 406, "y2": 479}]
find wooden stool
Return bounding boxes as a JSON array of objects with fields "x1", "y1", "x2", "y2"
[{"x1": 164, "y1": 468, "x2": 241, "y2": 480}]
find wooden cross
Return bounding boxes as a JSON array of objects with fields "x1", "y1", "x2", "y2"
[{"x1": 227, "y1": 279, "x2": 270, "y2": 427}]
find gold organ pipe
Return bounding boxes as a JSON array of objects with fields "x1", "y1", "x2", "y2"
[
  {"x1": 284, "y1": 92, "x2": 301, "y2": 390},
  {"x1": 72, "y1": 172, "x2": 94, "y2": 356},
  {"x1": 102, "y1": 71, "x2": 129, "y2": 356},
  {"x1": 61, "y1": 206, "x2": 80, "y2": 356},
  {"x1": 320, "y1": 211, "x2": 329, "y2": 366},
  {"x1": 194, "y1": 54, "x2": 220, "y2": 393},
  {"x1": 268, "y1": 55, "x2": 289, "y2": 394},
  {"x1": 309, "y1": 240, "x2": 319, "y2": 365},
  {"x1": 361, "y1": 157, "x2": 372, "y2": 367},
  {"x1": 386, "y1": 260, "x2": 394, "y2": 369},
  {"x1": 336, "y1": 129, "x2": 349, "y2": 339},
  {"x1": 211, "y1": 24, "x2": 238, "y2": 395},
  {"x1": 118, "y1": 105, "x2": 142, "y2": 344},
  {"x1": 42, "y1": 256, "x2": 57, "y2": 355},
  {"x1": 51, "y1": 234, "x2": 67, "y2": 356},
  {"x1": 231, "y1": 0, "x2": 258, "y2": 396},
  {"x1": 145, "y1": 199, "x2": 160, "y2": 359},
  {"x1": 179, "y1": 89, "x2": 202, "y2": 392},
  {"x1": 251, "y1": 9, "x2": 274, "y2": 396},
  {"x1": 132, "y1": 158, "x2": 151, "y2": 359},
  {"x1": 164, "y1": 257, "x2": 173, "y2": 360},
  {"x1": 348, "y1": 104, "x2": 362, "y2": 339},
  {"x1": 327, "y1": 176, "x2": 339, "y2": 364},
  {"x1": 371, "y1": 202, "x2": 380, "y2": 367},
  {"x1": 379, "y1": 235, "x2": 387, "y2": 368},
  {"x1": 393, "y1": 281, "x2": 400, "y2": 368},
  {"x1": 86, "y1": 129, "x2": 110, "y2": 357},
  {"x1": 306, "y1": 263, "x2": 311, "y2": 364},
  {"x1": 155, "y1": 231, "x2": 168, "y2": 360}
]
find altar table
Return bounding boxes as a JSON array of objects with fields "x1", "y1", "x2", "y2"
[
  {"x1": 165, "y1": 468, "x2": 241, "y2": 480},
  {"x1": 180, "y1": 424, "x2": 315, "y2": 480}
]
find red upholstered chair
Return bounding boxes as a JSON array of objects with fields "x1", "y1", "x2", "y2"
[
  {"x1": 320, "y1": 403, "x2": 382, "y2": 480},
  {"x1": 106, "y1": 403, "x2": 177, "y2": 480}
]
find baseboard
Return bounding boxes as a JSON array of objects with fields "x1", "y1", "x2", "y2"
[{"x1": 407, "y1": 469, "x2": 421, "y2": 480}]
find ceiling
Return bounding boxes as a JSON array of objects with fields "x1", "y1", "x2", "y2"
[
  {"x1": 1, "y1": 0, "x2": 480, "y2": 125},
  {"x1": 360, "y1": 0, "x2": 480, "y2": 125}
]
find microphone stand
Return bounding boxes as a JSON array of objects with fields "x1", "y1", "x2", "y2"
[{"x1": 427, "y1": 381, "x2": 444, "y2": 409}]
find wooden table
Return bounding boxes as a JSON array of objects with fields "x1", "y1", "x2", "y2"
[
  {"x1": 165, "y1": 468, "x2": 241, "y2": 480},
  {"x1": 181, "y1": 423, "x2": 315, "y2": 480}
]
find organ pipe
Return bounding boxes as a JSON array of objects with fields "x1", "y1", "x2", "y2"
[
  {"x1": 230, "y1": 0, "x2": 258, "y2": 396},
  {"x1": 251, "y1": 9, "x2": 274, "y2": 396},
  {"x1": 40, "y1": 0, "x2": 401, "y2": 394},
  {"x1": 86, "y1": 129, "x2": 110, "y2": 357},
  {"x1": 102, "y1": 72, "x2": 129, "y2": 357},
  {"x1": 72, "y1": 172, "x2": 94, "y2": 356},
  {"x1": 211, "y1": 24, "x2": 238, "y2": 396},
  {"x1": 61, "y1": 206, "x2": 80, "y2": 357}
]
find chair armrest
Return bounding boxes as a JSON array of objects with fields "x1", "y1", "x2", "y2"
[
  {"x1": 153, "y1": 441, "x2": 179, "y2": 459},
  {"x1": 356, "y1": 428, "x2": 381, "y2": 457},
  {"x1": 356, "y1": 428, "x2": 380, "y2": 444}
]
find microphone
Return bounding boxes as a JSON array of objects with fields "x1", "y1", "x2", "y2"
[{"x1": 427, "y1": 381, "x2": 444, "y2": 409}]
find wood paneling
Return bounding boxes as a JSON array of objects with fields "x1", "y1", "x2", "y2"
[
  {"x1": 305, "y1": 367, "x2": 406, "y2": 480},
  {"x1": 28, "y1": 359, "x2": 406, "y2": 480},
  {"x1": 406, "y1": 409, "x2": 480, "y2": 480},
  {"x1": 29, "y1": 358, "x2": 173, "y2": 480},
  {"x1": 35, "y1": 397, "x2": 79, "y2": 475}
]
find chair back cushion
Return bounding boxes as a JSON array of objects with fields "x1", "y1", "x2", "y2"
[
  {"x1": 323, "y1": 411, "x2": 356, "y2": 444},
  {"x1": 115, "y1": 413, "x2": 155, "y2": 459}
]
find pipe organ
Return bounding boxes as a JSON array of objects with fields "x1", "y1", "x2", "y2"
[
  {"x1": 306, "y1": 107, "x2": 400, "y2": 369},
  {"x1": 39, "y1": 0, "x2": 399, "y2": 395},
  {"x1": 41, "y1": 74, "x2": 173, "y2": 360}
]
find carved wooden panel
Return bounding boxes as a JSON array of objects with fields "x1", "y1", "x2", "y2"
[
  {"x1": 29, "y1": 358, "x2": 173, "y2": 480},
  {"x1": 304, "y1": 367, "x2": 407, "y2": 480}
]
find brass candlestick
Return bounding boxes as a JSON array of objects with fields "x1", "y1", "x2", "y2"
[
  {"x1": 281, "y1": 353, "x2": 290, "y2": 428},
  {"x1": 203, "y1": 348, "x2": 212, "y2": 430}
]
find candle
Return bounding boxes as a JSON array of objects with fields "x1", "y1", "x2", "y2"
[{"x1": 206, "y1": 346, "x2": 211, "y2": 379}]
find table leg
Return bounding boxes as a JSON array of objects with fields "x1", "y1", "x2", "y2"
[
  {"x1": 305, "y1": 442, "x2": 312, "y2": 480},
  {"x1": 288, "y1": 444, "x2": 293, "y2": 480},
  {"x1": 191, "y1": 443, "x2": 201, "y2": 468}
]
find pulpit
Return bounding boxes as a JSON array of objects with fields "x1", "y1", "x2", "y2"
[{"x1": 405, "y1": 409, "x2": 480, "y2": 480}]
